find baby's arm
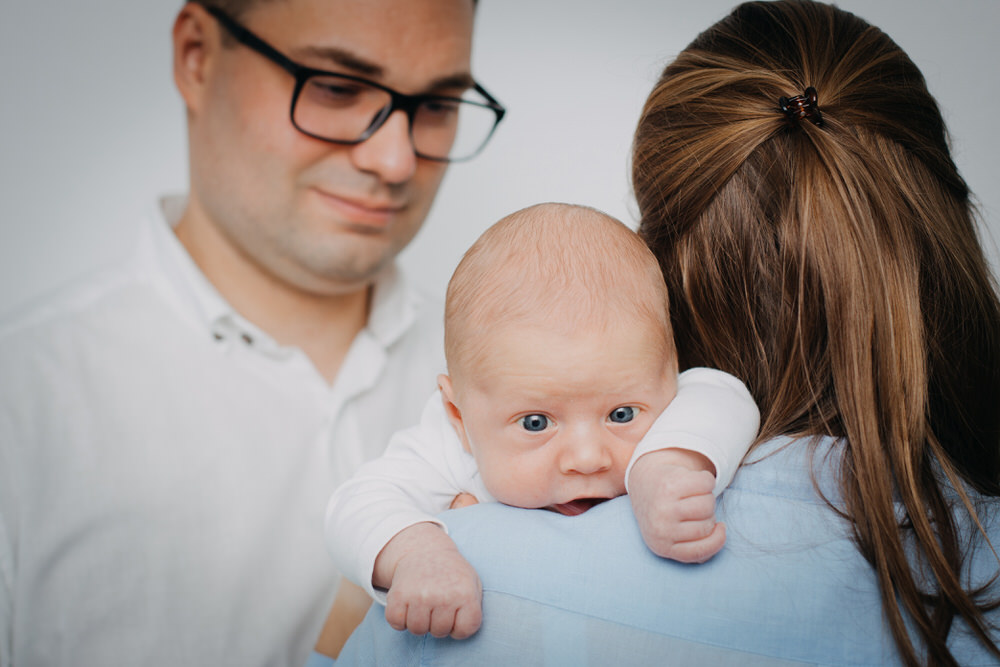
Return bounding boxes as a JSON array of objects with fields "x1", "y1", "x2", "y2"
[
  {"x1": 325, "y1": 392, "x2": 484, "y2": 638},
  {"x1": 372, "y1": 522, "x2": 482, "y2": 638},
  {"x1": 626, "y1": 368, "x2": 759, "y2": 563}
]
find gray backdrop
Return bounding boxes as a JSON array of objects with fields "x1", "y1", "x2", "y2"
[{"x1": 2, "y1": 0, "x2": 998, "y2": 313}]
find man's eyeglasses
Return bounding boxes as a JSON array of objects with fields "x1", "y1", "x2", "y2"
[{"x1": 205, "y1": 6, "x2": 506, "y2": 163}]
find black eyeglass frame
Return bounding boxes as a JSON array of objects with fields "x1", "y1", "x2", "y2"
[{"x1": 204, "y1": 5, "x2": 506, "y2": 163}]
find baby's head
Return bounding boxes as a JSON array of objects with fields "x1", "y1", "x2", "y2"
[{"x1": 439, "y1": 203, "x2": 678, "y2": 514}]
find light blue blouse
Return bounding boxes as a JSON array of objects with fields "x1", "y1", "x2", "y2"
[{"x1": 335, "y1": 436, "x2": 1000, "y2": 666}]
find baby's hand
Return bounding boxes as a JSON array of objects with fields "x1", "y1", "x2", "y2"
[
  {"x1": 628, "y1": 448, "x2": 726, "y2": 563},
  {"x1": 376, "y1": 523, "x2": 482, "y2": 639}
]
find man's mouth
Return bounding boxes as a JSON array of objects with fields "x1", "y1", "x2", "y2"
[
  {"x1": 547, "y1": 497, "x2": 610, "y2": 516},
  {"x1": 311, "y1": 188, "x2": 404, "y2": 228}
]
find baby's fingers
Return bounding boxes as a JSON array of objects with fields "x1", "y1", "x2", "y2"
[
  {"x1": 450, "y1": 602, "x2": 483, "y2": 639},
  {"x1": 671, "y1": 468, "x2": 717, "y2": 498},
  {"x1": 385, "y1": 599, "x2": 432, "y2": 635},
  {"x1": 668, "y1": 522, "x2": 726, "y2": 563},
  {"x1": 384, "y1": 598, "x2": 408, "y2": 632},
  {"x1": 416, "y1": 599, "x2": 482, "y2": 639},
  {"x1": 428, "y1": 606, "x2": 457, "y2": 638},
  {"x1": 674, "y1": 492, "x2": 717, "y2": 522},
  {"x1": 670, "y1": 516, "x2": 720, "y2": 544}
]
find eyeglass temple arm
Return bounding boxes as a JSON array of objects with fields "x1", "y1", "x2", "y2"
[
  {"x1": 204, "y1": 5, "x2": 304, "y2": 79},
  {"x1": 474, "y1": 82, "x2": 506, "y2": 117}
]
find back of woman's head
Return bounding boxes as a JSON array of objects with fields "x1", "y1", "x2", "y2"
[{"x1": 632, "y1": 1, "x2": 1000, "y2": 663}]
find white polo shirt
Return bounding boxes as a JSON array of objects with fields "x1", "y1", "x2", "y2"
[{"x1": 0, "y1": 196, "x2": 445, "y2": 666}]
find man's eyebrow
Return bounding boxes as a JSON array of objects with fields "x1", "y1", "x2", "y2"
[
  {"x1": 295, "y1": 46, "x2": 384, "y2": 78},
  {"x1": 426, "y1": 73, "x2": 477, "y2": 93},
  {"x1": 294, "y1": 46, "x2": 475, "y2": 93}
]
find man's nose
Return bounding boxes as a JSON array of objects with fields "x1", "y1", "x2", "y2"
[{"x1": 349, "y1": 109, "x2": 418, "y2": 184}]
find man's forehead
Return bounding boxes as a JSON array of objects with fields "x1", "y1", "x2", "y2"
[{"x1": 246, "y1": 0, "x2": 476, "y2": 90}]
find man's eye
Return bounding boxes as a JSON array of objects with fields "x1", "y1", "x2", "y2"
[
  {"x1": 420, "y1": 99, "x2": 461, "y2": 117},
  {"x1": 304, "y1": 77, "x2": 368, "y2": 108},
  {"x1": 519, "y1": 414, "x2": 549, "y2": 432},
  {"x1": 608, "y1": 406, "x2": 637, "y2": 423},
  {"x1": 318, "y1": 83, "x2": 363, "y2": 101}
]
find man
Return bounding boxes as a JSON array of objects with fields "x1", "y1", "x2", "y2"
[{"x1": 0, "y1": 0, "x2": 502, "y2": 664}]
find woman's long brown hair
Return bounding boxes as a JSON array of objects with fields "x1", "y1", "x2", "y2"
[{"x1": 632, "y1": 1, "x2": 1000, "y2": 664}]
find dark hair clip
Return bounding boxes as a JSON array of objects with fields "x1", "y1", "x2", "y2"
[{"x1": 779, "y1": 86, "x2": 823, "y2": 127}]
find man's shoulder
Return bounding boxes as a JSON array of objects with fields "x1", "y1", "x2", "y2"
[
  {"x1": 0, "y1": 255, "x2": 174, "y2": 381},
  {"x1": 0, "y1": 196, "x2": 186, "y2": 345},
  {"x1": 0, "y1": 262, "x2": 145, "y2": 343}
]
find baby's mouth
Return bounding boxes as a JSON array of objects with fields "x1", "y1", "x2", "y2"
[{"x1": 547, "y1": 497, "x2": 610, "y2": 516}]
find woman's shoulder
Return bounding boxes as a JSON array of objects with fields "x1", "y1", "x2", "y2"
[
  {"x1": 438, "y1": 491, "x2": 886, "y2": 664},
  {"x1": 729, "y1": 435, "x2": 844, "y2": 503},
  {"x1": 433, "y1": 436, "x2": 1000, "y2": 666}
]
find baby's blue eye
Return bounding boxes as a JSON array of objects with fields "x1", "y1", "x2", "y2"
[
  {"x1": 609, "y1": 406, "x2": 637, "y2": 423},
  {"x1": 519, "y1": 414, "x2": 549, "y2": 432}
]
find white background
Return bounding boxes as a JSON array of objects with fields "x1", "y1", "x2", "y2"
[{"x1": 2, "y1": 0, "x2": 998, "y2": 313}]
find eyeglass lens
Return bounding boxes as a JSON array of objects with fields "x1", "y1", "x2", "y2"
[{"x1": 293, "y1": 74, "x2": 499, "y2": 161}]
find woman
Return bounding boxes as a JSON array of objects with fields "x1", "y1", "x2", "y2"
[
  {"x1": 336, "y1": 2, "x2": 999, "y2": 664},
  {"x1": 631, "y1": 1, "x2": 1000, "y2": 663}
]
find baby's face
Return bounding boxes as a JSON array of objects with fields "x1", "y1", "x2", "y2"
[{"x1": 442, "y1": 322, "x2": 676, "y2": 515}]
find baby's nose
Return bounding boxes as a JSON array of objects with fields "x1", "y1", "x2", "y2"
[{"x1": 559, "y1": 433, "x2": 614, "y2": 475}]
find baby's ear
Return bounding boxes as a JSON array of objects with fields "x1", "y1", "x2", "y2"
[{"x1": 438, "y1": 374, "x2": 472, "y2": 454}]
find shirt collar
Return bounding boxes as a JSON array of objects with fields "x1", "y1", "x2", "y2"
[
  {"x1": 139, "y1": 194, "x2": 423, "y2": 355},
  {"x1": 366, "y1": 263, "x2": 421, "y2": 350},
  {"x1": 146, "y1": 194, "x2": 236, "y2": 333}
]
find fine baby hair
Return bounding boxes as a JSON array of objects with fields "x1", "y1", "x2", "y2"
[{"x1": 444, "y1": 202, "x2": 673, "y2": 378}]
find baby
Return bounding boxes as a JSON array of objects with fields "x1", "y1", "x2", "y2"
[{"x1": 325, "y1": 203, "x2": 758, "y2": 641}]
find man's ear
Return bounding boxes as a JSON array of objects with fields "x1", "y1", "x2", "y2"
[
  {"x1": 438, "y1": 374, "x2": 472, "y2": 454},
  {"x1": 172, "y1": 3, "x2": 217, "y2": 114}
]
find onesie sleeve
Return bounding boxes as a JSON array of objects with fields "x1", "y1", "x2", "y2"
[
  {"x1": 325, "y1": 391, "x2": 476, "y2": 604},
  {"x1": 625, "y1": 367, "x2": 759, "y2": 497}
]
